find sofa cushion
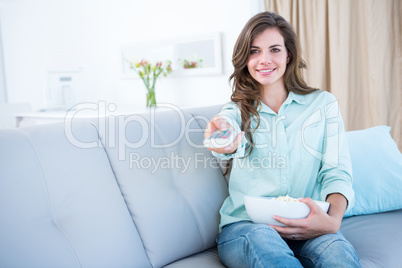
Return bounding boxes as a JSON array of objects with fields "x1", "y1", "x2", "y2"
[
  {"x1": 344, "y1": 126, "x2": 402, "y2": 217},
  {"x1": 0, "y1": 122, "x2": 151, "y2": 268},
  {"x1": 167, "y1": 209, "x2": 402, "y2": 268},
  {"x1": 96, "y1": 105, "x2": 229, "y2": 268},
  {"x1": 164, "y1": 247, "x2": 224, "y2": 268},
  {"x1": 341, "y1": 209, "x2": 402, "y2": 267}
]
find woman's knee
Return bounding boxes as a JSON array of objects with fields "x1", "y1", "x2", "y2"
[
  {"x1": 218, "y1": 221, "x2": 301, "y2": 268},
  {"x1": 320, "y1": 239, "x2": 360, "y2": 267},
  {"x1": 218, "y1": 221, "x2": 277, "y2": 245},
  {"x1": 298, "y1": 233, "x2": 360, "y2": 267}
]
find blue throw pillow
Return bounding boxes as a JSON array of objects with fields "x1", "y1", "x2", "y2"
[{"x1": 344, "y1": 126, "x2": 402, "y2": 217}]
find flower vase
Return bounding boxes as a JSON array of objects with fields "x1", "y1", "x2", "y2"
[{"x1": 146, "y1": 89, "x2": 157, "y2": 107}]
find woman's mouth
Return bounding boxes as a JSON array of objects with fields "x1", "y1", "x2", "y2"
[{"x1": 258, "y1": 68, "x2": 276, "y2": 75}]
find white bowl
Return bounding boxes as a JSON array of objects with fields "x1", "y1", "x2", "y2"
[{"x1": 244, "y1": 196, "x2": 330, "y2": 227}]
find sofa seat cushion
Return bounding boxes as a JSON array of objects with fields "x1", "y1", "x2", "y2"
[
  {"x1": 164, "y1": 247, "x2": 225, "y2": 268},
  {"x1": 166, "y1": 210, "x2": 402, "y2": 268},
  {"x1": 341, "y1": 209, "x2": 402, "y2": 267},
  {"x1": 166, "y1": 209, "x2": 402, "y2": 268}
]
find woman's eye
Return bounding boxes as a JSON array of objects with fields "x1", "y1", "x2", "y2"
[
  {"x1": 271, "y1": 48, "x2": 280, "y2": 53},
  {"x1": 250, "y1": 50, "x2": 259, "y2": 54}
]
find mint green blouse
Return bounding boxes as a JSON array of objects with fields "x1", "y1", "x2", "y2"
[{"x1": 213, "y1": 90, "x2": 355, "y2": 231}]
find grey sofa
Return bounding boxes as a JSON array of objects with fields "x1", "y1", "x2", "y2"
[{"x1": 0, "y1": 105, "x2": 401, "y2": 268}]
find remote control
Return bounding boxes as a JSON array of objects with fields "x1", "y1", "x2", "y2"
[{"x1": 203, "y1": 129, "x2": 238, "y2": 148}]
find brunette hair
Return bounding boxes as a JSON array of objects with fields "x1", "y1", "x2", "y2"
[{"x1": 229, "y1": 11, "x2": 317, "y2": 158}]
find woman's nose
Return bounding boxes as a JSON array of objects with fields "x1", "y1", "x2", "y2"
[{"x1": 259, "y1": 51, "x2": 272, "y2": 64}]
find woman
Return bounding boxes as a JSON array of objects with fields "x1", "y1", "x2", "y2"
[{"x1": 204, "y1": 11, "x2": 360, "y2": 267}]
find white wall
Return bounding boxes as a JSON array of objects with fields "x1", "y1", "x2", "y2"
[{"x1": 0, "y1": 0, "x2": 264, "y2": 111}]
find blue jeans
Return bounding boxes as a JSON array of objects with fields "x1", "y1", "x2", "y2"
[{"x1": 217, "y1": 221, "x2": 360, "y2": 268}]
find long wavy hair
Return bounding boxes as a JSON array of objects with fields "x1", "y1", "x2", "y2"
[{"x1": 229, "y1": 11, "x2": 318, "y2": 158}]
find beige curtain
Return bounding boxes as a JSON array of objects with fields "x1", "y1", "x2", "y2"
[{"x1": 265, "y1": 0, "x2": 402, "y2": 151}]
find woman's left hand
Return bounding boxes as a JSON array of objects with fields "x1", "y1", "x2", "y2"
[{"x1": 269, "y1": 196, "x2": 344, "y2": 240}]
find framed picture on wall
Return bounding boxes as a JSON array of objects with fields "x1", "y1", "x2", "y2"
[{"x1": 121, "y1": 32, "x2": 222, "y2": 78}]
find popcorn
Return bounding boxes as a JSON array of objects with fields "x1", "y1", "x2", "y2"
[{"x1": 273, "y1": 195, "x2": 300, "y2": 202}]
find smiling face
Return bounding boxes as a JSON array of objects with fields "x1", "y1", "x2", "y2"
[{"x1": 247, "y1": 28, "x2": 289, "y2": 93}]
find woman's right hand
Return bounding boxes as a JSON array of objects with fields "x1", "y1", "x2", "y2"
[{"x1": 204, "y1": 115, "x2": 244, "y2": 154}]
